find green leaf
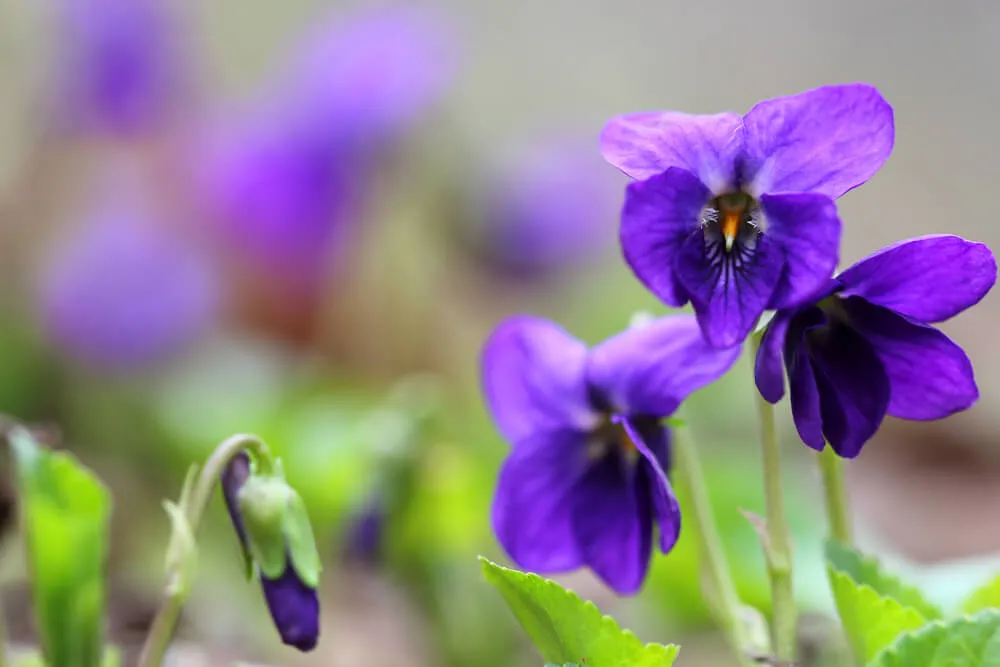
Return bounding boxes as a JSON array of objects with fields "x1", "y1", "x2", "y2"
[
  {"x1": 826, "y1": 542, "x2": 944, "y2": 619},
  {"x1": 11, "y1": 428, "x2": 111, "y2": 667},
  {"x1": 961, "y1": 576, "x2": 1000, "y2": 615},
  {"x1": 870, "y1": 609, "x2": 1000, "y2": 667},
  {"x1": 480, "y1": 558, "x2": 680, "y2": 667}
]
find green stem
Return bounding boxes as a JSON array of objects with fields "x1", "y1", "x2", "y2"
[
  {"x1": 137, "y1": 434, "x2": 272, "y2": 667},
  {"x1": 818, "y1": 445, "x2": 852, "y2": 545},
  {"x1": 672, "y1": 425, "x2": 756, "y2": 667},
  {"x1": 0, "y1": 590, "x2": 7, "y2": 667},
  {"x1": 751, "y1": 336, "x2": 797, "y2": 662}
]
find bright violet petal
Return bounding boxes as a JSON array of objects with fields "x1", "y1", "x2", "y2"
[
  {"x1": 760, "y1": 193, "x2": 842, "y2": 309},
  {"x1": 755, "y1": 310, "x2": 794, "y2": 403},
  {"x1": 843, "y1": 297, "x2": 978, "y2": 420},
  {"x1": 491, "y1": 430, "x2": 591, "y2": 572},
  {"x1": 742, "y1": 83, "x2": 894, "y2": 199},
  {"x1": 620, "y1": 418, "x2": 681, "y2": 553},
  {"x1": 620, "y1": 168, "x2": 711, "y2": 306},
  {"x1": 600, "y1": 111, "x2": 743, "y2": 192},
  {"x1": 785, "y1": 308, "x2": 826, "y2": 450},
  {"x1": 481, "y1": 316, "x2": 596, "y2": 443},
  {"x1": 674, "y1": 229, "x2": 784, "y2": 348},
  {"x1": 837, "y1": 235, "x2": 997, "y2": 323},
  {"x1": 571, "y1": 452, "x2": 651, "y2": 595},
  {"x1": 809, "y1": 319, "x2": 891, "y2": 458},
  {"x1": 588, "y1": 313, "x2": 742, "y2": 416}
]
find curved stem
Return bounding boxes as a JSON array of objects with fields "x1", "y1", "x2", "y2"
[
  {"x1": 137, "y1": 434, "x2": 272, "y2": 667},
  {"x1": 672, "y1": 424, "x2": 756, "y2": 667},
  {"x1": 751, "y1": 336, "x2": 797, "y2": 662},
  {"x1": 818, "y1": 445, "x2": 852, "y2": 545}
]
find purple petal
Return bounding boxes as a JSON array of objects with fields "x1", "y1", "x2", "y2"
[
  {"x1": 674, "y1": 230, "x2": 784, "y2": 348},
  {"x1": 620, "y1": 418, "x2": 681, "y2": 553},
  {"x1": 600, "y1": 111, "x2": 743, "y2": 192},
  {"x1": 620, "y1": 168, "x2": 711, "y2": 306},
  {"x1": 221, "y1": 452, "x2": 252, "y2": 547},
  {"x1": 481, "y1": 316, "x2": 596, "y2": 443},
  {"x1": 837, "y1": 235, "x2": 997, "y2": 323},
  {"x1": 843, "y1": 297, "x2": 978, "y2": 420},
  {"x1": 261, "y1": 563, "x2": 321, "y2": 652},
  {"x1": 571, "y1": 451, "x2": 651, "y2": 595},
  {"x1": 742, "y1": 84, "x2": 894, "y2": 199},
  {"x1": 492, "y1": 430, "x2": 591, "y2": 572},
  {"x1": 587, "y1": 314, "x2": 742, "y2": 416},
  {"x1": 760, "y1": 193, "x2": 842, "y2": 309},
  {"x1": 785, "y1": 309, "x2": 826, "y2": 450},
  {"x1": 755, "y1": 310, "x2": 794, "y2": 403},
  {"x1": 809, "y1": 319, "x2": 891, "y2": 458}
]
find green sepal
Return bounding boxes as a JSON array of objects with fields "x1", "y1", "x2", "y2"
[
  {"x1": 282, "y1": 488, "x2": 322, "y2": 589},
  {"x1": 238, "y1": 474, "x2": 291, "y2": 580}
]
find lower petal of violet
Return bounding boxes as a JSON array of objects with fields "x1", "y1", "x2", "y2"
[
  {"x1": 755, "y1": 310, "x2": 794, "y2": 403},
  {"x1": 261, "y1": 561, "x2": 321, "y2": 652},
  {"x1": 843, "y1": 296, "x2": 978, "y2": 420},
  {"x1": 619, "y1": 417, "x2": 681, "y2": 553},
  {"x1": 785, "y1": 309, "x2": 827, "y2": 451}
]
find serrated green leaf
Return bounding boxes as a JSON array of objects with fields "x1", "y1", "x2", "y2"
[
  {"x1": 480, "y1": 558, "x2": 680, "y2": 667},
  {"x1": 869, "y1": 609, "x2": 1000, "y2": 667},
  {"x1": 826, "y1": 541, "x2": 943, "y2": 619},
  {"x1": 962, "y1": 576, "x2": 1000, "y2": 615},
  {"x1": 11, "y1": 428, "x2": 111, "y2": 667},
  {"x1": 827, "y1": 566, "x2": 927, "y2": 663}
]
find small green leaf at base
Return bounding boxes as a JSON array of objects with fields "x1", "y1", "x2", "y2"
[
  {"x1": 826, "y1": 542, "x2": 943, "y2": 619},
  {"x1": 480, "y1": 558, "x2": 679, "y2": 667},
  {"x1": 870, "y1": 609, "x2": 1000, "y2": 667},
  {"x1": 961, "y1": 576, "x2": 1000, "y2": 615}
]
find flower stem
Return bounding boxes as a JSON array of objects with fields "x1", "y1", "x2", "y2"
[
  {"x1": 137, "y1": 434, "x2": 272, "y2": 667},
  {"x1": 751, "y1": 336, "x2": 797, "y2": 662},
  {"x1": 0, "y1": 592, "x2": 8, "y2": 667},
  {"x1": 818, "y1": 446, "x2": 852, "y2": 545},
  {"x1": 672, "y1": 424, "x2": 756, "y2": 667}
]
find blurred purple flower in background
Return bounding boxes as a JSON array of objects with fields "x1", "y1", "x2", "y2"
[
  {"x1": 51, "y1": 0, "x2": 180, "y2": 135},
  {"x1": 461, "y1": 139, "x2": 621, "y2": 281},
  {"x1": 37, "y1": 205, "x2": 218, "y2": 371},
  {"x1": 756, "y1": 235, "x2": 997, "y2": 458}
]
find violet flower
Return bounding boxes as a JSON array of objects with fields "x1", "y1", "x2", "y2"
[
  {"x1": 52, "y1": 0, "x2": 178, "y2": 135},
  {"x1": 221, "y1": 453, "x2": 320, "y2": 652},
  {"x1": 37, "y1": 213, "x2": 217, "y2": 371},
  {"x1": 602, "y1": 84, "x2": 895, "y2": 347},
  {"x1": 755, "y1": 235, "x2": 997, "y2": 458},
  {"x1": 482, "y1": 314, "x2": 741, "y2": 593}
]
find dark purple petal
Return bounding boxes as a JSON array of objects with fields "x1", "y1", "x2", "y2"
[
  {"x1": 755, "y1": 310, "x2": 794, "y2": 403},
  {"x1": 619, "y1": 419, "x2": 681, "y2": 553},
  {"x1": 600, "y1": 111, "x2": 743, "y2": 192},
  {"x1": 809, "y1": 320, "x2": 891, "y2": 458},
  {"x1": 620, "y1": 168, "x2": 711, "y2": 306},
  {"x1": 587, "y1": 314, "x2": 742, "y2": 416},
  {"x1": 760, "y1": 193, "x2": 842, "y2": 309},
  {"x1": 492, "y1": 430, "x2": 591, "y2": 572},
  {"x1": 481, "y1": 316, "x2": 596, "y2": 443},
  {"x1": 843, "y1": 297, "x2": 978, "y2": 420},
  {"x1": 261, "y1": 563, "x2": 321, "y2": 652},
  {"x1": 674, "y1": 230, "x2": 784, "y2": 348},
  {"x1": 571, "y1": 451, "x2": 651, "y2": 595},
  {"x1": 785, "y1": 309, "x2": 826, "y2": 450},
  {"x1": 221, "y1": 452, "x2": 252, "y2": 547},
  {"x1": 742, "y1": 84, "x2": 894, "y2": 199},
  {"x1": 837, "y1": 235, "x2": 997, "y2": 323}
]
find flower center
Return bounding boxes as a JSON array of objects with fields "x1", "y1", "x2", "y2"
[
  {"x1": 701, "y1": 192, "x2": 761, "y2": 254},
  {"x1": 590, "y1": 414, "x2": 640, "y2": 462}
]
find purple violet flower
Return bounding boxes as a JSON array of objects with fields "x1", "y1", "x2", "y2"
[
  {"x1": 221, "y1": 453, "x2": 320, "y2": 652},
  {"x1": 481, "y1": 314, "x2": 741, "y2": 594},
  {"x1": 755, "y1": 235, "x2": 997, "y2": 458},
  {"x1": 52, "y1": 0, "x2": 179, "y2": 135},
  {"x1": 601, "y1": 84, "x2": 895, "y2": 347}
]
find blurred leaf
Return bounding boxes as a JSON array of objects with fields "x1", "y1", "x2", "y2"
[
  {"x1": 480, "y1": 558, "x2": 679, "y2": 666},
  {"x1": 826, "y1": 542, "x2": 943, "y2": 619},
  {"x1": 869, "y1": 609, "x2": 1000, "y2": 667},
  {"x1": 960, "y1": 575, "x2": 1000, "y2": 615},
  {"x1": 11, "y1": 428, "x2": 111, "y2": 667}
]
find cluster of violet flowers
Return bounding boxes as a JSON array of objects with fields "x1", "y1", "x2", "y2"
[{"x1": 480, "y1": 83, "x2": 997, "y2": 662}]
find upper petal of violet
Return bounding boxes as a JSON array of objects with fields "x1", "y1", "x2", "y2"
[
  {"x1": 600, "y1": 111, "x2": 743, "y2": 192},
  {"x1": 620, "y1": 167, "x2": 711, "y2": 306},
  {"x1": 836, "y1": 235, "x2": 997, "y2": 324},
  {"x1": 742, "y1": 83, "x2": 894, "y2": 199},
  {"x1": 587, "y1": 313, "x2": 742, "y2": 417},
  {"x1": 481, "y1": 316, "x2": 596, "y2": 442}
]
